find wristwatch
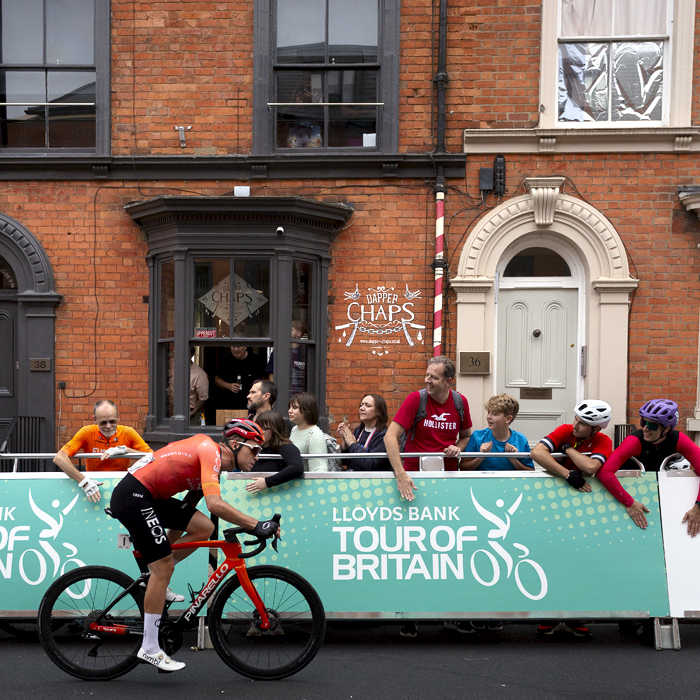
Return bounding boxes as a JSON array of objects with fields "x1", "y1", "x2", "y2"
[{"x1": 695, "y1": 500, "x2": 700, "y2": 509}]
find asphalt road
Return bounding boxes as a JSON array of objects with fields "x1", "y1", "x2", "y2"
[{"x1": 2, "y1": 621, "x2": 699, "y2": 700}]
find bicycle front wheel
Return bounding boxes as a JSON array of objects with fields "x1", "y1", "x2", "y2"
[
  {"x1": 208, "y1": 565, "x2": 325, "y2": 680},
  {"x1": 38, "y1": 566, "x2": 144, "y2": 681}
]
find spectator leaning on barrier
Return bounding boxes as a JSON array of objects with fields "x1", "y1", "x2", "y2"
[
  {"x1": 288, "y1": 392, "x2": 328, "y2": 472},
  {"x1": 597, "y1": 399, "x2": 700, "y2": 535},
  {"x1": 53, "y1": 400, "x2": 152, "y2": 503},
  {"x1": 384, "y1": 355, "x2": 472, "y2": 639},
  {"x1": 460, "y1": 393, "x2": 534, "y2": 472},
  {"x1": 337, "y1": 393, "x2": 391, "y2": 471},
  {"x1": 530, "y1": 399, "x2": 613, "y2": 639},
  {"x1": 530, "y1": 400, "x2": 613, "y2": 493},
  {"x1": 247, "y1": 379, "x2": 277, "y2": 420}
]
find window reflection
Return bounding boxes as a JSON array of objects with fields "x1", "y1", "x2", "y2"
[
  {"x1": 504, "y1": 248, "x2": 571, "y2": 277},
  {"x1": 160, "y1": 261, "x2": 175, "y2": 338}
]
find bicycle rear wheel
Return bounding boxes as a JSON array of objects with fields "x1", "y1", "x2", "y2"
[
  {"x1": 38, "y1": 566, "x2": 144, "y2": 681},
  {"x1": 208, "y1": 565, "x2": 325, "y2": 680}
]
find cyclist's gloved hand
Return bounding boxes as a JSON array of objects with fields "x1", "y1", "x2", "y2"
[
  {"x1": 565, "y1": 469, "x2": 586, "y2": 490},
  {"x1": 559, "y1": 443, "x2": 572, "y2": 453},
  {"x1": 253, "y1": 519, "x2": 280, "y2": 540},
  {"x1": 103, "y1": 445, "x2": 129, "y2": 459},
  {"x1": 78, "y1": 477, "x2": 102, "y2": 501}
]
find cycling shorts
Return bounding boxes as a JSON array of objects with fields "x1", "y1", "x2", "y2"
[{"x1": 110, "y1": 473, "x2": 199, "y2": 565}]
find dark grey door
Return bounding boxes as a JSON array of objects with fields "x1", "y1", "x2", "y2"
[{"x1": 0, "y1": 298, "x2": 18, "y2": 435}]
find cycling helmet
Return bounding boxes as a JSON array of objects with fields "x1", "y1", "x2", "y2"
[
  {"x1": 639, "y1": 399, "x2": 679, "y2": 428},
  {"x1": 222, "y1": 418, "x2": 265, "y2": 445},
  {"x1": 574, "y1": 400, "x2": 612, "y2": 428}
]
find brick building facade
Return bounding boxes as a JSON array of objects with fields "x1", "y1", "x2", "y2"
[{"x1": 0, "y1": 0, "x2": 699, "y2": 455}]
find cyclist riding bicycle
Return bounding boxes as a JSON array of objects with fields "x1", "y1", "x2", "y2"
[
  {"x1": 597, "y1": 399, "x2": 700, "y2": 533},
  {"x1": 109, "y1": 419, "x2": 279, "y2": 672}
]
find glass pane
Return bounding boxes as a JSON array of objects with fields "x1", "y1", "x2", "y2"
[
  {"x1": 232, "y1": 259, "x2": 270, "y2": 337},
  {"x1": 276, "y1": 70, "x2": 324, "y2": 148},
  {"x1": 329, "y1": 0, "x2": 377, "y2": 63},
  {"x1": 292, "y1": 261, "x2": 313, "y2": 337},
  {"x1": 1, "y1": 0, "x2": 44, "y2": 64},
  {"x1": 160, "y1": 260, "x2": 175, "y2": 338},
  {"x1": 0, "y1": 70, "x2": 46, "y2": 147},
  {"x1": 0, "y1": 255, "x2": 17, "y2": 289},
  {"x1": 329, "y1": 105, "x2": 377, "y2": 147},
  {"x1": 213, "y1": 345, "x2": 268, "y2": 414},
  {"x1": 290, "y1": 339, "x2": 308, "y2": 395},
  {"x1": 164, "y1": 343, "x2": 174, "y2": 419},
  {"x1": 503, "y1": 248, "x2": 571, "y2": 277},
  {"x1": 558, "y1": 42, "x2": 608, "y2": 122},
  {"x1": 194, "y1": 258, "x2": 231, "y2": 337},
  {"x1": 47, "y1": 72, "x2": 96, "y2": 147},
  {"x1": 47, "y1": 0, "x2": 94, "y2": 65},
  {"x1": 328, "y1": 68, "x2": 377, "y2": 103},
  {"x1": 611, "y1": 42, "x2": 663, "y2": 121},
  {"x1": 561, "y1": 0, "x2": 612, "y2": 37},
  {"x1": 276, "y1": 0, "x2": 325, "y2": 64},
  {"x1": 189, "y1": 343, "x2": 211, "y2": 426},
  {"x1": 614, "y1": 0, "x2": 666, "y2": 36},
  {"x1": 276, "y1": 70, "x2": 324, "y2": 104}
]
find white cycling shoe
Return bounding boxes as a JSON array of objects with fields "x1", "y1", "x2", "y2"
[
  {"x1": 137, "y1": 647, "x2": 186, "y2": 672},
  {"x1": 165, "y1": 587, "x2": 185, "y2": 603}
]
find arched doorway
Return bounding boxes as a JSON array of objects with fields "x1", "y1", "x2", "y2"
[
  {"x1": 0, "y1": 216, "x2": 61, "y2": 454},
  {"x1": 451, "y1": 178, "x2": 637, "y2": 443}
]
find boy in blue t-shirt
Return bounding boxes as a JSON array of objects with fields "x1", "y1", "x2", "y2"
[{"x1": 460, "y1": 393, "x2": 534, "y2": 471}]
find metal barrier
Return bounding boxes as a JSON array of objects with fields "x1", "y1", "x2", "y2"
[{"x1": 0, "y1": 417, "x2": 50, "y2": 473}]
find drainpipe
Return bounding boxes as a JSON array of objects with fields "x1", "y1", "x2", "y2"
[{"x1": 432, "y1": 0, "x2": 449, "y2": 357}]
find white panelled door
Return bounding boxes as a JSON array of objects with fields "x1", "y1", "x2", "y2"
[{"x1": 497, "y1": 288, "x2": 578, "y2": 445}]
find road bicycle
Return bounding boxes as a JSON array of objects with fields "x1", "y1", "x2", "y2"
[{"x1": 37, "y1": 516, "x2": 326, "y2": 681}]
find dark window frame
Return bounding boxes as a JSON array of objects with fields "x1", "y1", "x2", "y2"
[
  {"x1": 253, "y1": 0, "x2": 399, "y2": 155},
  {"x1": 0, "y1": 0, "x2": 110, "y2": 155}
]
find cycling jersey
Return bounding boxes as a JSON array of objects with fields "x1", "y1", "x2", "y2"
[
  {"x1": 129, "y1": 433, "x2": 223, "y2": 500},
  {"x1": 598, "y1": 429, "x2": 700, "y2": 507},
  {"x1": 539, "y1": 424, "x2": 612, "y2": 470},
  {"x1": 60, "y1": 425, "x2": 151, "y2": 471}
]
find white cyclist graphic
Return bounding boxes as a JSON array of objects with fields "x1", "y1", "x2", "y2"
[
  {"x1": 469, "y1": 489, "x2": 548, "y2": 601},
  {"x1": 25, "y1": 490, "x2": 86, "y2": 587}
]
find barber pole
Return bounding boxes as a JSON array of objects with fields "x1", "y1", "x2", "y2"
[{"x1": 433, "y1": 190, "x2": 445, "y2": 356}]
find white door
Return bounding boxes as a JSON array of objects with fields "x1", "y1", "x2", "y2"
[{"x1": 497, "y1": 288, "x2": 578, "y2": 445}]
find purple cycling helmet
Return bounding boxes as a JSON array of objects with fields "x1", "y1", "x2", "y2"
[{"x1": 638, "y1": 399, "x2": 679, "y2": 429}]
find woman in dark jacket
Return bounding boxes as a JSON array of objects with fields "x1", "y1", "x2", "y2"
[
  {"x1": 337, "y1": 393, "x2": 391, "y2": 471},
  {"x1": 245, "y1": 410, "x2": 304, "y2": 493}
]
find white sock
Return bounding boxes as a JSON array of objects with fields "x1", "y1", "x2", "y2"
[{"x1": 142, "y1": 613, "x2": 161, "y2": 655}]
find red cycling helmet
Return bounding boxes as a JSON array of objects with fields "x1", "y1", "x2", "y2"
[
  {"x1": 639, "y1": 399, "x2": 679, "y2": 429},
  {"x1": 222, "y1": 418, "x2": 265, "y2": 445}
]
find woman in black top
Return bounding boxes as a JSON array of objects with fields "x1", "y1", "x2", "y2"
[
  {"x1": 245, "y1": 410, "x2": 304, "y2": 493},
  {"x1": 337, "y1": 393, "x2": 391, "y2": 471}
]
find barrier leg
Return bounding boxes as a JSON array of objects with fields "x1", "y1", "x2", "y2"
[
  {"x1": 654, "y1": 618, "x2": 681, "y2": 650},
  {"x1": 197, "y1": 617, "x2": 213, "y2": 650}
]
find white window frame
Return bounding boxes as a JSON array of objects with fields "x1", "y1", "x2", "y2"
[{"x1": 539, "y1": 0, "x2": 695, "y2": 129}]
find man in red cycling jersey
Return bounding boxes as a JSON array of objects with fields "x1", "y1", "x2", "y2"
[
  {"x1": 109, "y1": 419, "x2": 279, "y2": 673},
  {"x1": 597, "y1": 399, "x2": 700, "y2": 534}
]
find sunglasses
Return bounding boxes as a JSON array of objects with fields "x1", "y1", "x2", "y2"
[
  {"x1": 242, "y1": 442, "x2": 262, "y2": 456},
  {"x1": 97, "y1": 419, "x2": 118, "y2": 427},
  {"x1": 640, "y1": 419, "x2": 661, "y2": 431}
]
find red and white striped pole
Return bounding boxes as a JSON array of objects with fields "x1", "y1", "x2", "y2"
[{"x1": 432, "y1": 190, "x2": 445, "y2": 357}]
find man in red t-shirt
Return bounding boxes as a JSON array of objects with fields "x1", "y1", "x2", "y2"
[
  {"x1": 385, "y1": 356, "x2": 473, "y2": 502},
  {"x1": 531, "y1": 399, "x2": 613, "y2": 494}
]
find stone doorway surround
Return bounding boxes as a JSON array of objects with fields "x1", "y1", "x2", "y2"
[{"x1": 451, "y1": 177, "x2": 638, "y2": 437}]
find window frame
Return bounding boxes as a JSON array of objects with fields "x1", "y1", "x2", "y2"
[
  {"x1": 252, "y1": 0, "x2": 399, "y2": 155},
  {"x1": 539, "y1": 0, "x2": 694, "y2": 129},
  {"x1": 0, "y1": 0, "x2": 110, "y2": 155}
]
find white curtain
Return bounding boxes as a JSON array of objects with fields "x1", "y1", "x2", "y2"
[{"x1": 561, "y1": 0, "x2": 666, "y2": 37}]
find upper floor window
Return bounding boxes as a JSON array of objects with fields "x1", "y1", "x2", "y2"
[
  {"x1": 558, "y1": 0, "x2": 668, "y2": 124},
  {"x1": 254, "y1": 0, "x2": 399, "y2": 154},
  {"x1": 0, "y1": 0, "x2": 108, "y2": 152}
]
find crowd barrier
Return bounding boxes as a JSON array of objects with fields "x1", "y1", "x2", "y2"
[{"x1": 1, "y1": 452, "x2": 698, "y2": 650}]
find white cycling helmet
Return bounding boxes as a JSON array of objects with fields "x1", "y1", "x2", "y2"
[{"x1": 574, "y1": 399, "x2": 612, "y2": 428}]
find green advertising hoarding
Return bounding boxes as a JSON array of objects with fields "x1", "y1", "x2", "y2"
[{"x1": 1, "y1": 472, "x2": 669, "y2": 619}]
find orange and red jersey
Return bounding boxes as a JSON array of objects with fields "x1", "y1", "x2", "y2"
[
  {"x1": 60, "y1": 425, "x2": 152, "y2": 471},
  {"x1": 129, "y1": 434, "x2": 223, "y2": 500}
]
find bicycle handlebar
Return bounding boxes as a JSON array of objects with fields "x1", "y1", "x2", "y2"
[{"x1": 223, "y1": 513, "x2": 282, "y2": 559}]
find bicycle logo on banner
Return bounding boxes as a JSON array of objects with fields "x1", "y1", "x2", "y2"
[
  {"x1": 469, "y1": 489, "x2": 548, "y2": 601},
  {"x1": 5, "y1": 489, "x2": 87, "y2": 589}
]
